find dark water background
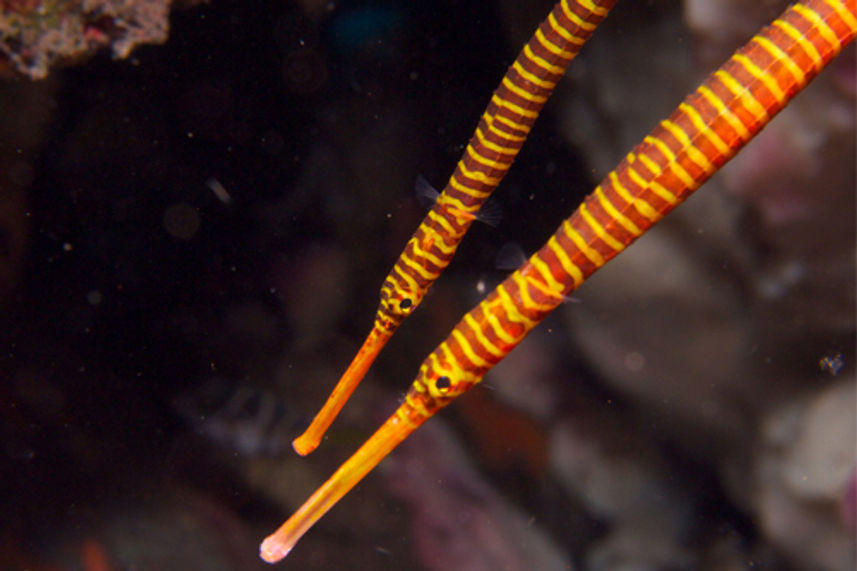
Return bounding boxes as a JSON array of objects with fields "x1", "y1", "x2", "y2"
[{"x1": 1, "y1": 1, "x2": 854, "y2": 569}]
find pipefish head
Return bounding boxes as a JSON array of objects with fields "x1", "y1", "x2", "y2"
[
  {"x1": 376, "y1": 279, "x2": 423, "y2": 331},
  {"x1": 267, "y1": 329, "x2": 485, "y2": 562},
  {"x1": 405, "y1": 350, "x2": 482, "y2": 417}
]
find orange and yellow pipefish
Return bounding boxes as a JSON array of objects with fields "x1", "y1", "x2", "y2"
[
  {"x1": 292, "y1": 0, "x2": 619, "y2": 456},
  {"x1": 263, "y1": 0, "x2": 857, "y2": 562}
]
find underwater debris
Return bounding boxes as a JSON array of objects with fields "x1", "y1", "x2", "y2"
[{"x1": 173, "y1": 377, "x2": 304, "y2": 457}]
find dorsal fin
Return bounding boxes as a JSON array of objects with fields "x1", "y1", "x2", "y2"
[
  {"x1": 415, "y1": 175, "x2": 502, "y2": 227},
  {"x1": 495, "y1": 242, "x2": 528, "y2": 271}
]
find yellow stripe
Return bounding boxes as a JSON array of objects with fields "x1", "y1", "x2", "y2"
[
  {"x1": 497, "y1": 283, "x2": 537, "y2": 328},
  {"x1": 416, "y1": 226, "x2": 454, "y2": 261},
  {"x1": 456, "y1": 159, "x2": 502, "y2": 186},
  {"x1": 476, "y1": 125, "x2": 519, "y2": 155},
  {"x1": 633, "y1": 151, "x2": 660, "y2": 177},
  {"x1": 560, "y1": 0, "x2": 597, "y2": 31},
  {"x1": 410, "y1": 233, "x2": 447, "y2": 271},
  {"x1": 427, "y1": 210, "x2": 458, "y2": 244},
  {"x1": 390, "y1": 260, "x2": 420, "y2": 291},
  {"x1": 449, "y1": 172, "x2": 492, "y2": 199},
  {"x1": 512, "y1": 273, "x2": 538, "y2": 311},
  {"x1": 512, "y1": 272, "x2": 554, "y2": 312},
  {"x1": 401, "y1": 243, "x2": 437, "y2": 281},
  {"x1": 438, "y1": 343, "x2": 460, "y2": 378},
  {"x1": 661, "y1": 119, "x2": 715, "y2": 176},
  {"x1": 752, "y1": 35, "x2": 807, "y2": 89},
  {"x1": 484, "y1": 301, "x2": 518, "y2": 345},
  {"x1": 547, "y1": 12, "x2": 585, "y2": 46},
  {"x1": 448, "y1": 175, "x2": 493, "y2": 200},
  {"x1": 525, "y1": 272, "x2": 565, "y2": 304},
  {"x1": 697, "y1": 84, "x2": 751, "y2": 141},
  {"x1": 825, "y1": 0, "x2": 857, "y2": 36},
  {"x1": 644, "y1": 134, "x2": 697, "y2": 190},
  {"x1": 607, "y1": 172, "x2": 659, "y2": 222},
  {"x1": 485, "y1": 113, "x2": 527, "y2": 142},
  {"x1": 733, "y1": 53, "x2": 785, "y2": 103},
  {"x1": 530, "y1": 255, "x2": 565, "y2": 296},
  {"x1": 626, "y1": 159, "x2": 655, "y2": 189},
  {"x1": 451, "y1": 329, "x2": 491, "y2": 369},
  {"x1": 502, "y1": 75, "x2": 548, "y2": 104},
  {"x1": 412, "y1": 366, "x2": 428, "y2": 394},
  {"x1": 613, "y1": 164, "x2": 660, "y2": 220},
  {"x1": 773, "y1": 19, "x2": 823, "y2": 73},
  {"x1": 466, "y1": 136, "x2": 508, "y2": 170},
  {"x1": 511, "y1": 60, "x2": 556, "y2": 90},
  {"x1": 715, "y1": 69, "x2": 769, "y2": 124},
  {"x1": 625, "y1": 153, "x2": 678, "y2": 209},
  {"x1": 534, "y1": 27, "x2": 575, "y2": 59},
  {"x1": 491, "y1": 107, "x2": 533, "y2": 135},
  {"x1": 431, "y1": 235, "x2": 457, "y2": 257},
  {"x1": 794, "y1": 2, "x2": 844, "y2": 51},
  {"x1": 633, "y1": 151, "x2": 678, "y2": 205},
  {"x1": 546, "y1": 235, "x2": 584, "y2": 287},
  {"x1": 463, "y1": 313, "x2": 505, "y2": 359},
  {"x1": 405, "y1": 392, "x2": 431, "y2": 421},
  {"x1": 437, "y1": 192, "x2": 477, "y2": 218},
  {"x1": 643, "y1": 135, "x2": 676, "y2": 172},
  {"x1": 647, "y1": 181, "x2": 677, "y2": 208},
  {"x1": 523, "y1": 43, "x2": 565, "y2": 76},
  {"x1": 678, "y1": 102, "x2": 731, "y2": 157},
  {"x1": 492, "y1": 90, "x2": 540, "y2": 120},
  {"x1": 579, "y1": 203, "x2": 625, "y2": 251},
  {"x1": 594, "y1": 183, "x2": 643, "y2": 233},
  {"x1": 563, "y1": 219, "x2": 605, "y2": 267},
  {"x1": 424, "y1": 208, "x2": 458, "y2": 236},
  {"x1": 574, "y1": 0, "x2": 609, "y2": 17}
]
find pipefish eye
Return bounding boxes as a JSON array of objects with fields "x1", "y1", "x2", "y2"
[
  {"x1": 435, "y1": 375, "x2": 451, "y2": 390},
  {"x1": 399, "y1": 298, "x2": 413, "y2": 310}
]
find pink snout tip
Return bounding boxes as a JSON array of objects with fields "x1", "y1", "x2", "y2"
[{"x1": 260, "y1": 536, "x2": 291, "y2": 564}]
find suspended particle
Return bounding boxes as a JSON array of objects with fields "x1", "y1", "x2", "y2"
[
  {"x1": 163, "y1": 203, "x2": 200, "y2": 240},
  {"x1": 87, "y1": 290, "x2": 102, "y2": 305},
  {"x1": 818, "y1": 352, "x2": 844, "y2": 376},
  {"x1": 206, "y1": 177, "x2": 233, "y2": 204}
]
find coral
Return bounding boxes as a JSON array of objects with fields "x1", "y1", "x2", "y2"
[{"x1": 0, "y1": 0, "x2": 172, "y2": 79}]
